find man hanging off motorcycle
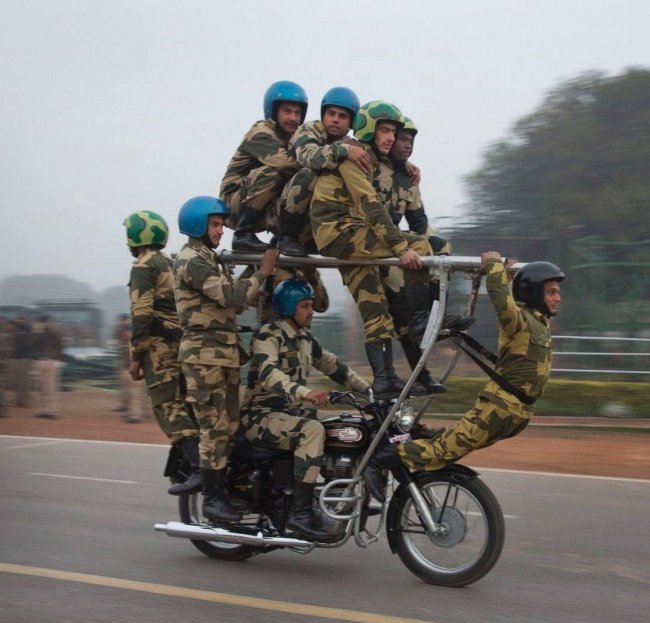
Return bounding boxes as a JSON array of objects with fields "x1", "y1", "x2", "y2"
[
  {"x1": 240, "y1": 278, "x2": 370, "y2": 542},
  {"x1": 365, "y1": 252, "x2": 565, "y2": 501}
]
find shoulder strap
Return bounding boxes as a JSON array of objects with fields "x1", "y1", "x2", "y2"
[{"x1": 452, "y1": 333, "x2": 536, "y2": 406}]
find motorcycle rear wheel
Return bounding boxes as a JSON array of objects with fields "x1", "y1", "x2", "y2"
[
  {"x1": 389, "y1": 472, "x2": 505, "y2": 587},
  {"x1": 178, "y1": 493, "x2": 258, "y2": 561}
]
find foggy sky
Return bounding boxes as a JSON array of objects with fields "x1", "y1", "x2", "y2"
[{"x1": 1, "y1": 0, "x2": 648, "y2": 293}]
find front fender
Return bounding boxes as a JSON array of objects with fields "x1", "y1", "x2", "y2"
[{"x1": 386, "y1": 463, "x2": 480, "y2": 554}]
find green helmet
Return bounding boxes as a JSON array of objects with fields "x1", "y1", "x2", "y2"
[
  {"x1": 123, "y1": 210, "x2": 169, "y2": 248},
  {"x1": 353, "y1": 101, "x2": 404, "y2": 142},
  {"x1": 401, "y1": 116, "x2": 418, "y2": 136}
]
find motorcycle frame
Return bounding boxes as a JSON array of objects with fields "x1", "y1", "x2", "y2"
[{"x1": 222, "y1": 251, "x2": 523, "y2": 540}]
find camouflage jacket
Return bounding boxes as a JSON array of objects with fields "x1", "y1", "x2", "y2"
[
  {"x1": 310, "y1": 147, "x2": 412, "y2": 258},
  {"x1": 290, "y1": 120, "x2": 351, "y2": 171},
  {"x1": 128, "y1": 249, "x2": 180, "y2": 362},
  {"x1": 373, "y1": 158, "x2": 429, "y2": 234},
  {"x1": 219, "y1": 119, "x2": 300, "y2": 204},
  {"x1": 244, "y1": 319, "x2": 369, "y2": 414},
  {"x1": 173, "y1": 238, "x2": 266, "y2": 366},
  {"x1": 480, "y1": 258, "x2": 553, "y2": 416}
]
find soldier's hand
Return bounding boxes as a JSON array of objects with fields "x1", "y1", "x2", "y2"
[
  {"x1": 406, "y1": 162, "x2": 421, "y2": 186},
  {"x1": 259, "y1": 249, "x2": 280, "y2": 276},
  {"x1": 347, "y1": 145, "x2": 371, "y2": 173},
  {"x1": 128, "y1": 361, "x2": 144, "y2": 381},
  {"x1": 399, "y1": 248, "x2": 423, "y2": 270},
  {"x1": 305, "y1": 390, "x2": 329, "y2": 406},
  {"x1": 480, "y1": 251, "x2": 502, "y2": 273},
  {"x1": 301, "y1": 263, "x2": 317, "y2": 283}
]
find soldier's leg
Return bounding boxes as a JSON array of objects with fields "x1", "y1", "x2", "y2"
[
  {"x1": 233, "y1": 166, "x2": 287, "y2": 252},
  {"x1": 277, "y1": 168, "x2": 317, "y2": 256},
  {"x1": 398, "y1": 398, "x2": 529, "y2": 472},
  {"x1": 143, "y1": 341, "x2": 197, "y2": 441},
  {"x1": 241, "y1": 410, "x2": 324, "y2": 483}
]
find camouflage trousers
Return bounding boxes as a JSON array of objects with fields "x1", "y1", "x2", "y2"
[
  {"x1": 240, "y1": 409, "x2": 324, "y2": 483},
  {"x1": 398, "y1": 397, "x2": 530, "y2": 472},
  {"x1": 182, "y1": 363, "x2": 240, "y2": 470},
  {"x1": 142, "y1": 338, "x2": 197, "y2": 443},
  {"x1": 224, "y1": 165, "x2": 286, "y2": 233},
  {"x1": 328, "y1": 232, "x2": 432, "y2": 342},
  {"x1": 277, "y1": 168, "x2": 316, "y2": 243}
]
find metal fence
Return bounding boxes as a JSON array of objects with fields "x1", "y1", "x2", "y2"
[{"x1": 552, "y1": 335, "x2": 650, "y2": 376}]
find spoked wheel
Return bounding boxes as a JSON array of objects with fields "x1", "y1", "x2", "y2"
[
  {"x1": 388, "y1": 472, "x2": 505, "y2": 586},
  {"x1": 178, "y1": 493, "x2": 258, "y2": 561}
]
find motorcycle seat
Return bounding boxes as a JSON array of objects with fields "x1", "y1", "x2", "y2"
[{"x1": 233, "y1": 434, "x2": 293, "y2": 461}]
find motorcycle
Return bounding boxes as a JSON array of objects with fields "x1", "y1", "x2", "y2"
[{"x1": 155, "y1": 390, "x2": 505, "y2": 587}]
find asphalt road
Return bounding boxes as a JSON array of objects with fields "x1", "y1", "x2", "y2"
[{"x1": 1, "y1": 435, "x2": 648, "y2": 623}]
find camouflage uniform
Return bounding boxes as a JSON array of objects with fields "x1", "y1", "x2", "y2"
[
  {"x1": 310, "y1": 151, "x2": 433, "y2": 342},
  {"x1": 173, "y1": 237, "x2": 266, "y2": 470},
  {"x1": 241, "y1": 318, "x2": 369, "y2": 482},
  {"x1": 373, "y1": 156, "x2": 451, "y2": 338},
  {"x1": 220, "y1": 119, "x2": 300, "y2": 232},
  {"x1": 278, "y1": 120, "x2": 354, "y2": 245},
  {"x1": 129, "y1": 248, "x2": 197, "y2": 442},
  {"x1": 399, "y1": 259, "x2": 553, "y2": 470}
]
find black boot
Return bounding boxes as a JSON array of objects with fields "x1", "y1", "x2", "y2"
[
  {"x1": 429, "y1": 282, "x2": 477, "y2": 333},
  {"x1": 399, "y1": 336, "x2": 447, "y2": 394},
  {"x1": 403, "y1": 284, "x2": 431, "y2": 343},
  {"x1": 364, "y1": 443, "x2": 404, "y2": 503},
  {"x1": 365, "y1": 340, "x2": 406, "y2": 399},
  {"x1": 168, "y1": 436, "x2": 202, "y2": 496},
  {"x1": 277, "y1": 234, "x2": 307, "y2": 256},
  {"x1": 286, "y1": 482, "x2": 339, "y2": 543},
  {"x1": 200, "y1": 469, "x2": 242, "y2": 523},
  {"x1": 232, "y1": 204, "x2": 270, "y2": 252}
]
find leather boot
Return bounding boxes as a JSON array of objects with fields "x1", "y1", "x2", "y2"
[
  {"x1": 232, "y1": 204, "x2": 270, "y2": 252},
  {"x1": 399, "y1": 336, "x2": 447, "y2": 394},
  {"x1": 364, "y1": 443, "x2": 405, "y2": 503},
  {"x1": 277, "y1": 212, "x2": 308, "y2": 256},
  {"x1": 168, "y1": 436, "x2": 202, "y2": 496},
  {"x1": 277, "y1": 235, "x2": 307, "y2": 256},
  {"x1": 286, "y1": 482, "x2": 338, "y2": 542},
  {"x1": 365, "y1": 340, "x2": 406, "y2": 399},
  {"x1": 200, "y1": 469, "x2": 242, "y2": 523},
  {"x1": 403, "y1": 284, "x2": 431, "y2": 343}
]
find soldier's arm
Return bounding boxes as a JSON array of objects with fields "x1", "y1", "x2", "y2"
[
  {"x1": 185, "y1": 255, "x2": 266, "y2": 312},
  {"x1": 484, "y1": 257, "x2": 525, "y2": 338},
  {"x1": 403, "y1": 185, "x2": 430, "y2": 235},
  {"x1": 242, "y1": 126, "x2": 300, "y2": 177},
  {"x1": 339, "y1": 160, "x2": 409, "y2": 257},
  {"x1": 293, "y1": 125, "x2": 349, "y2": 171},
  {"x1": 129, "y1": 263, "x2": 157, "y2": 361},
  {"x1": 253, "y1": 331, "x2": 311, "y2": 402},
  {"x1": 312, "y1": 337, "x2": 370, "y2": 393}
]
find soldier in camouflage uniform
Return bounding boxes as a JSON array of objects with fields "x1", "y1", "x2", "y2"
[
  {"x1": 374, "y1": 116, "x2": 467, "y2": 395},
  {"x1": 123, "y1": 210, "x2": 202, "y2": 496},
  {"x1": 365, "y1": 254, "x2": 564, "y2": 497},
  {"x1": 310, "y1": 101, "x2": 439, "y2": 398},
  {"x1": 241, "y1": 279, "x2": 370, "y2": 541},
  {"x1": 220, "y1": 80, "x2": 307, "y2": 253},
  {"x1": 173, "y1": 196, "x2": 278, "y2": 523},
  {"x1": 276, "y1": 86, "x2": 369, "y2": 257}
]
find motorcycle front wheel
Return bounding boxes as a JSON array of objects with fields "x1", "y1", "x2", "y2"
[
  {"x1": 178, "y1": 493, "x2": 258, "y2": 561},
  {"x1": 388, "y1": 472, "x2": 505, "y2": 587}
]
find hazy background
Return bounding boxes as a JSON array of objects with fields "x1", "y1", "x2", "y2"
[{"x1": 2, "y1": 0, "x2": 649, "y2": 294}]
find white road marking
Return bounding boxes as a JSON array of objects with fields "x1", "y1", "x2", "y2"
[{"x1": 28, "y1": 473, "x2": 139, "y2": 485}]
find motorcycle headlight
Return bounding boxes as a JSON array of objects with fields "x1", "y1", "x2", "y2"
[{"x1": 396, "y1": 402, "x2": 415, "y2": 432}]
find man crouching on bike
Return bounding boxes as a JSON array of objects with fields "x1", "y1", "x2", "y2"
[{"x1": 240, "y1": 279, "x2": 370, "y2": 542}]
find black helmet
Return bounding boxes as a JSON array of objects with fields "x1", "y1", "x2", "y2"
[{"x1": 512, "y1": 261, "x2": 565, "y2": 316}]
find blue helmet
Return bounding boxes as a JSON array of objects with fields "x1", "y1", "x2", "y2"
[
  {"x1": 321, "y1": 86, "x2": 360, "y2": 125},
  {"x1": 272, "y1": 279, "x2": 315, "y2": 317},
  {"x1": 263, "y1": 81, "x2": 308, "y2": 124},
  {"x1": 178, "y1": 196, "x2": 229, "y2": 237}
]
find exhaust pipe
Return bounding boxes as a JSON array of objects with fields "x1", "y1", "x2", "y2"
[{"x1": 154, "y1": 521, "x2": 313, "y2": 548}]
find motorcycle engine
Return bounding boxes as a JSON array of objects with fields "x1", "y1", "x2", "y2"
[{"x1": 321, "y1": 453, "x2": 358, "y2": 481}]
